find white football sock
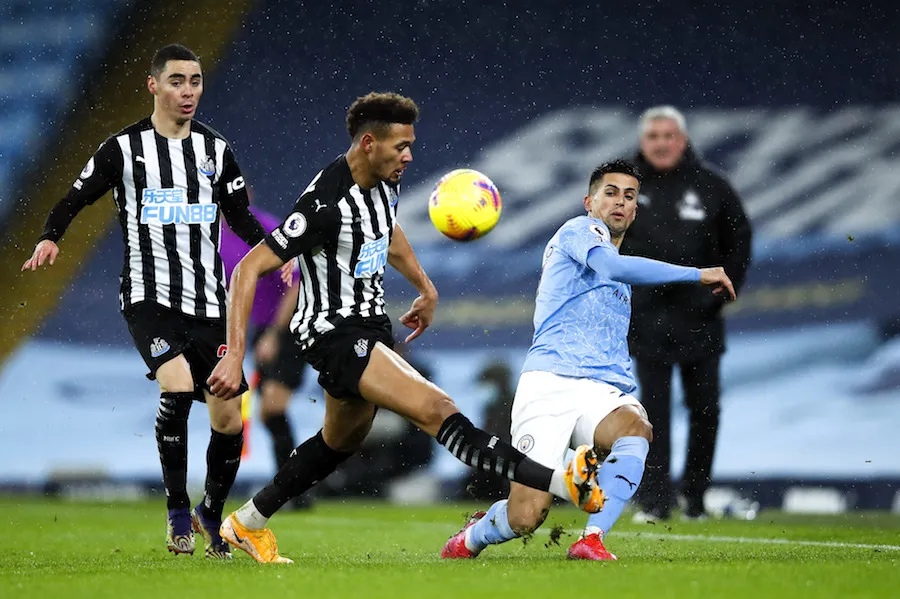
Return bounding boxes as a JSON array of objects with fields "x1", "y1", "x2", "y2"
[
  {"x1": 235, "y1": 499, "x2": 269, "y2": 530},
  {"x1": 583, "y1": 525, "x2": 604, "y2": 538},
  {"x1": 549, "y1": 470, "x2": 569, "y2": 500}
]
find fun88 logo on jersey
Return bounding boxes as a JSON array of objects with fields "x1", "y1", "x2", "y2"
[
  {"x1": 354, "y1": 235, "x2": 389, "y2": 278},
  {"x1": 140, "y1": 188, "x2": 218, "y2": 225}
]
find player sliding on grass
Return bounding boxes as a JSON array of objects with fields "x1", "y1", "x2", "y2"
[
  {"x1": 440, "y1": 159, "x2": 735, "y2": 561},
  {"x1": 207, "y1": 92, "x2": 605, "y2": 563}
]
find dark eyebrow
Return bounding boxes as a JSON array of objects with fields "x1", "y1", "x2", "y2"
[{"x1": 603, "y1": 183, "x2": 638, "y2": 193}]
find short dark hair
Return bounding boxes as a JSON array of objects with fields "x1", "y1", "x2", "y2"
[
  {"x1": 346, "y1": 92, "x2": 419, "y2": 139},
  {"x1": 150, "y1": 44, "x2": 201, "y2": 78},
  {"x1": 588, "y1": 159, "x2": 642, "y2": 194}
]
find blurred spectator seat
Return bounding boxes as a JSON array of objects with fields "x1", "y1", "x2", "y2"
[{"x1": 0, "y1": 0, "x2": 133, "y2": 221}]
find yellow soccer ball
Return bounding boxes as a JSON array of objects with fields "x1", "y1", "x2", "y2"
[{"x1": 428, "y1": 169, "x2": 502, "y2": 241}]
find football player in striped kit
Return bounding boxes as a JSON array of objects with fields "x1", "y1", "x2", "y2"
[
  {"x1": 23, "y1": 44, "x2": 267, "y2": 558},
  {"x1": 207, "y1": 92, "x2": 606, "y2": 563}
]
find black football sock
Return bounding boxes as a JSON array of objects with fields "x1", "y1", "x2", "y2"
[
  {"x1": 201, "y1": 427, "x2": 244, "y2": 521},
  {"x1": 253, "y1": 430, "x2": 352, "y2": 518},
  {"x1": 155, "y1": 391, "x2": 193, "y2": 511},
  {"x1": 263, "y1": 414, "x2": 297, "y2": 471},
  {"x1": 436, "y1": 413, "x2": 554, "y2": 491}
]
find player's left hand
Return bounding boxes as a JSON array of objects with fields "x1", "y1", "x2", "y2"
[
  {"x1": 279, "y1": 260, "x2": 295, "y2": 286},
  {"x1": 399, "y1": 291, "x2": 438, "y2": 343},
  {"x1": 208, "y1": 353, "x2": 244, "y2": 399}
]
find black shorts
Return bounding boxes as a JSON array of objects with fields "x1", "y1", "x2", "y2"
[
  {"x1": 253, "y1": 328, "x2": 307, "y2": 390},
  {"x1": 300, "y1": 314, "x2": 394, "y2": 400},
  {"x1": 123, "y1": 301, "x2": 249, "y2": 396}
]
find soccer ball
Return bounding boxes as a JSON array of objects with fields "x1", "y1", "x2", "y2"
[{"x1": 428, "y1": 169, "x2": 502, "y2": 241}]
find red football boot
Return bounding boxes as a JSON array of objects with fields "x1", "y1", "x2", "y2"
[
  {"x1": 567, "y1": 533, "x2": 618, "y2": 561},
  {"x1": 440, "y1": 511, "x2": 487, "y2": 559}
]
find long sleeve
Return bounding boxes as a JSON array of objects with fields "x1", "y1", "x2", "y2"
[
  {"x1": 220, "y1": 200, "x2": 266, "y2": 246},
  {"x1": 39, "y1": 139, "x2": 121, "y2": 243},
  {"x1": 587, "y1": 245, "x2": 701, "y2": 285},
  {"x1": 217, "y1": 145, "x2": 266, "y2": 245}
]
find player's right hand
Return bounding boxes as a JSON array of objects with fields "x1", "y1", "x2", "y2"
[
  {"x1": 21, "y1": 240, "x2": 59, "y2": 272},
  {"x1": 208, "y1": 354, "x2": 244, "y2": 400},
  {"x1": 699, "y1": 266, "x2": 736, "y2": 301}
]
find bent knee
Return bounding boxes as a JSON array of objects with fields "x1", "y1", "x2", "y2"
[
  {"x1": 214, "y1": 418, "x2": 244, "y2": 436},
  {"x1": 209, "y1": 399, "x2": 244, "y2": 435},
  {"x1": 155, "y1": 357, "x2": 195, "y2": 393},
  {"x1": 259, "y1": 401, "x2": 286, "y2": 422},
  {"x1": 158, "y1": 379, "x2": 194, "y2": 394},
  {"x1": 620, "y1": 406, "x2": 654, "y2": 442},
  {"x1": 422, "y1": 394, "x2": 459, "y2": 436},
  {"x1": 506, "y1": 502, "x2": 550, "y2": 535},
  {"x1": 339, "y1": 419, "x2": 373, "y2": 452},
  {"x1": 324, "y1": 415, "x2": 374, "y2": 453},
  {"x1": 631, "y1": 415, "x2": 653, "y2": 442},
  {"x1": 506, "y1": 488, "x2": 552, "y2": 535}
]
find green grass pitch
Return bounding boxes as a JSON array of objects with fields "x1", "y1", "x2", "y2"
[{"x1": 2, "y1": 497, "x2": 898, "y2": 598}]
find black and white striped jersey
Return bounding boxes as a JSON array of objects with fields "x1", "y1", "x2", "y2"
[
  {"x1": 264, "y1": 155, "x2": 399, "y2": 349},
  {"x1": 40, "y1": 117, "x2": 265, "y2": 320}
]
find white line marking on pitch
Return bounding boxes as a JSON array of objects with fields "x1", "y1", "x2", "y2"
[
  {"x1": 583, "y1": 529, "x2": 900, "y2": 552},
  {"x1": 296, "y1": 515, "x2": 900, "y2": 552}
]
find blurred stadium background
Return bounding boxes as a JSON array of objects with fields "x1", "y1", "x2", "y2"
[{"x1": 2, "y1": 0, "x2": 899, "y2": 516}]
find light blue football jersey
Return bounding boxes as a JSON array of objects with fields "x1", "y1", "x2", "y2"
[{"x1": 521, "y1": 215, "x2": 636, "y2": 393}]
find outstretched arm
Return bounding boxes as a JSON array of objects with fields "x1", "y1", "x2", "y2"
[
  {"x1": 22, "y1": 141, "x2": 120, "y2": 271},
  {"x1": 587, "y1": 247, "x2": 735, "y2": 300},
  {"x1": 23, "y1": 192, "x2": 105, "y2": 271},
  {"x1": 208, "y1": 242, "x2": 285, "y2": 398},
  {"x1": 588, "y1": 248, "x2": 700, "y2": 285},
  {"x1": 388, "y1": 224, "x2": 438, "y2": 342}
]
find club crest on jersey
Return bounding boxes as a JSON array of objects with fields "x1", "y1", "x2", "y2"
[
  {"x1": 517, "y1": 434, "x2": 535, "y2": 454},
  {"x1": 150, "y1": 337, "x2": 170, "y2": 358},
  {"x1": 198, "y1": 156, "x2": 216, "y2": 177},
  {"x1": 678, "y1": 190, "x2": 707, "y2": 221},
  {"x1": 141, "y1": 188, "x2": 218, "y2": 225},
  {"x1": 354, "y1": 235, "x2": 389, "y2": 278},
  {"x1": 589, "y1": 223, "x2": 609, "y2": 243},
  {"x1": 354, "y1": 338, "x2": 369, "y2": 358}
]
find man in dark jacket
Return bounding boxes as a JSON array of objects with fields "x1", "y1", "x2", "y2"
[{"x1": 621, "y1": 106, "x2": 752, "y2": 520}]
